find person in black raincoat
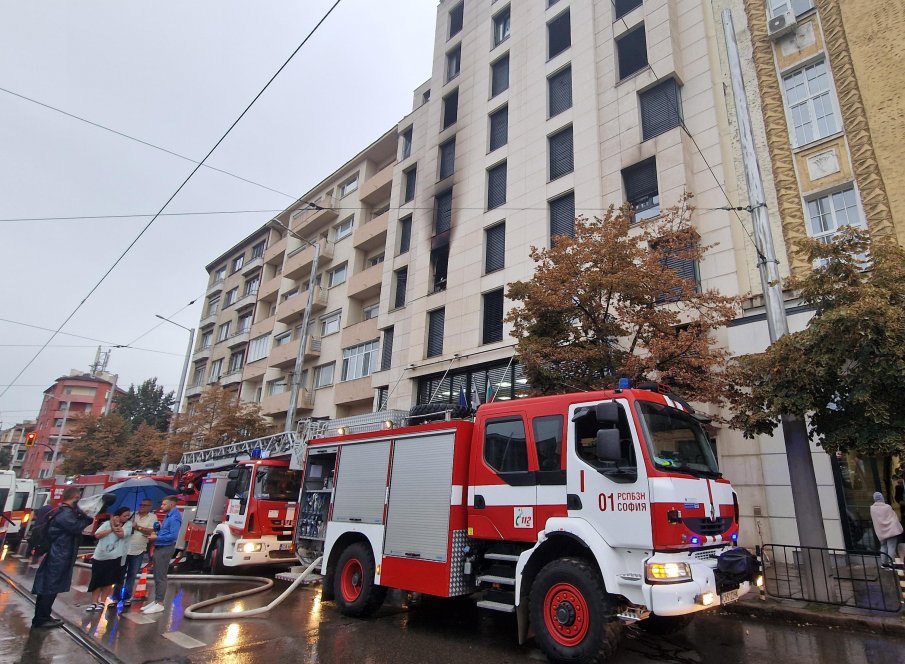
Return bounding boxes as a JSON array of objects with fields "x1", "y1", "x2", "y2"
[{"x1": 31, "y1": 486, "x2": 93, "y2": 629}]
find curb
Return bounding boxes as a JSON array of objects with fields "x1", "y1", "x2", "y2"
[
  {"x1": 723, "y1": 597, "x2": 905, "y2": 638},
  {"x1": 0, "y1": 568, "x2": 124, "y2": 664}
]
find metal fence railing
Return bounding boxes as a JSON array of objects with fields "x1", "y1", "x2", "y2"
[{"x1": 761, "y1": 543, "x2": 902, "y2": 613}]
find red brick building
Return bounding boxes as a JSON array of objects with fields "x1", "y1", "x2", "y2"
[{"x1": 21, "y1": 371, "x2": 123, "y2": 479}]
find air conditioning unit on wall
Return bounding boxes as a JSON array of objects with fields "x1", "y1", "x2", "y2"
[{"x1": 768, "y1": 11, "x2": 798, "y2": 40}]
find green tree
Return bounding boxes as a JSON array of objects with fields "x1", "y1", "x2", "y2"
[
  {"x1": 727, "y1": 228, "x2": 905, "y2": 457},
  {"x1": 506, "y1": 199, "x2": 739, "y2": 405},
  {"x1": 114, "y1": 378, "x2": 175, "y2": 433},
  {"x1": 112, "y1": 422, "x2": 168, "y2": 471},
  {"x1": 61, "y1": 413, "x2": 128, "y2": 474},
  {"x1": 171, "y1": 386, "x2": 273, "y2": 452}
]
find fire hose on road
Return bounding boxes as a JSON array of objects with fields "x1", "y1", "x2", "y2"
[{"x1": 75, "y1": 556, "x2": 322, "y2": 620}]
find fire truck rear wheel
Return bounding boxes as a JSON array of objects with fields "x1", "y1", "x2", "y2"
[
  {"x1": 639, "y1": 612, "x2": 695, "y2": 635},
  {"x1": 205, "y1": 537, "x2": 227, "y2": 575},
  {"x1": 333, "y1": 542, "x2": 386, "y2": 617},
  {"x1": 530, "y1": 557, "x2": 621, "y2": 664}
]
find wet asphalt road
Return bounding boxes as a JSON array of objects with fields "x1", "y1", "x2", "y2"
[{"x1": 1, "y1": 552, "x2": 904, "y2": 664}]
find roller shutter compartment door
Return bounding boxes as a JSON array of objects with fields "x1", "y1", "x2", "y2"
[
  {"x1": 384, "y1": 432, "x2": 456, "y2": 562},
  {"x1": 332, "y1": 440, "x2": 391, "y2": 524}
]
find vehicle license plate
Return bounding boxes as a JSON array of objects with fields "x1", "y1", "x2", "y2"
[
  {"x1": 279, "y1": 542, "x2": 293, "y2": 551},
  {"x1": 720, "y1": 589, "x2": 739, "y2": 604}
]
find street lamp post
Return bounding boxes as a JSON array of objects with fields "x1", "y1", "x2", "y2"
[{"x1": 155, "y1": 314, "x2": 195, "y2": 473}]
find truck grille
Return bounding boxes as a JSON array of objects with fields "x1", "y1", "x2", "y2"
[{"x1": 683, "y1": 517, "x2": 732, "y2": 536}]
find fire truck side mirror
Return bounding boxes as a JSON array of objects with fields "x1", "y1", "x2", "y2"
[
  {"x1": 595, "y1": 402, "x2": 620, "y2": 425},
  {"x1": 225, "y1": 480, "x2": 238, "y2": 500},
  {"x1": 595, "y1": 429, "x2": 621, "y2": 463}
]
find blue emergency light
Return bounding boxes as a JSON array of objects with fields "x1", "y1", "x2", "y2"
[{"x1": 618, "y1": 377, "x2": 631, "y2": 389}]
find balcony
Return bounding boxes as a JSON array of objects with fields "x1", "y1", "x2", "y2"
[
  {"x1": 276, "y1": 286, "x2": 328, "y2": 324},
  {"x1": 346, "y1": 263, "x2": 383, "y2": 300},
  {"x1": 334, "y1": 376, "x2": 374, "y2": 407},
  {"x1": 231, "y1": 291, "x2": 257, "y2": 312},
  {"x1": 199, "y1": 312, "x2": 218, "y2": 329},
  {"x1": 352, "y1": 210, "x2": 388, "y2": 252},
  {"x1": 193, "y1": 345, "x2": 213, "y2": 362},
  {"x1": 249, "y1": 315, "x2": 274, "y2": 339},
  {"x1": 269, "y1": 335, "x2": 322, "y2": 369},
  {"x1": 185, "y1": 384, "x2": 204, "y2": 398},
  {"x1": 291, "y1": 195, "x2": 338, "y2": 233},
  {"x1": 206, "y1": 278, "x2": 225, "y2": 297},
  {"x1": 341, "y1": 318, "x2": 379, "y2": 347},
  {"x1": 226, "y1": 330, "x2": 250, "y2": 349},
  {"x1": 264, "y1": 235, "x2": 287, "y2": 263},
  {"x1": 242, "y1": 359, "x2": 268, "y2": 381},
  {"x1": 284, "y1": 239, "x2": 334, "y2": 281},
  {"x1": 358, "y1": 163, "x2": 394, "y2": 204},
  {"x1": 260, "y1": 388, "x2": 314, "y2": 418},
  {"x1": 220, "y1": 370, "x2": 243, "y2": 387},
  {"x1": 258, "y1": 274, "x2": 282, "y2": 302},
  {"x1": 242, "y1": 255, "x2": 264, "y2": 276}
]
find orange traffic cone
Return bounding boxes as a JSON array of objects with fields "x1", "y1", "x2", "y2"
[{"x1": 133, "y1": 565, "x2": 149, "y2": 602}]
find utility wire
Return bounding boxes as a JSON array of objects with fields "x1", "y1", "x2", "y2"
[
  {"x1": 0, "y1": 0, "x2": 343, "y2": 401},
  {"x1": 0, "y1": 86, "x2": 296, "y2": 200},
  {"x1": 0, "y1": 317, "x2": 183, "y2": 357}
]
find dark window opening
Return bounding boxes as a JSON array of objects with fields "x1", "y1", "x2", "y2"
[
  {"x1": 427, "y1": 309, "x2": 445, "y2": 358},
  {"x1": 430, "y1": 246, "x2": 449, "y2": 294},
  {"x1": 485, "y1": 222, "x2": 505, "y2": 273},
  {"x1": 548, "y1": 10, "x2": 571, "y2": 60},
  {"x1": 398, "y1": 215, "x2": 412, "y2": 254},
  {"x1": 548, "y1": 66, "x2": 572, "y2": 117},
  {"x1": 489, "y1": 106, "x2": 509, "y2": 151},
  {"x1": 381, "y1": 327, "x2": 394, "y2": 371},
  {"x1": 617, "y1": 24, "x2": 648, "y2": 80},
  {"x1": 614, "y1": 0, "x2": 643, "y2": 20},
  {"x1": 487, "y1": 162, "x2": 507, "y2": 210},
  {"x1": 549, "y1": 191, "x2": 576, "y2": 241},
  {"x1": 449, "y1": 2, "x2": 464, "y2": 38},
  {"x1": 394, "y1": 267, "x2": 407, "y2": 309},
  {"x1": 482, "y1": 288, "x2": 504, "y2": 344},
  {"x1": 435, "y1": 189, "x2": 453, "y2": 234},
  {"x1": 403, "y1": 166, "x2": 417, "y2": 203},
  {"x1": 622, "y1": 158, "x2": 660, "y2": 222},
  {"x1": 491, "y1": 54, "x2": 510, "y2": 97},
  {"x1": 443, "y1": 89, "x2": 459, "y2": 129},
  {"x1": 439, "y1": 138, "x2": 456, "y2": 180}
]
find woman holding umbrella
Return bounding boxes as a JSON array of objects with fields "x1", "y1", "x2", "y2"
[{"x1": 85, "y1": 506, "x2": 132, "y2": 611}]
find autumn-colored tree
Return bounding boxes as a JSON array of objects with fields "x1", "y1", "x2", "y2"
[
  {"x1": 726, "y1": 228, "x2": 905, "y2": 457},
  {"x1": 506, "y1": 199, "x2": 739, "y2": 405},
  {"x1": 60, "y1": 413, "x2": 128, "y2": 474},
  {"x1": 111, "y1": 423, "x2": 168, "y2": 470},
  {"x1": 171, "y1": 385, "x2": 273, "y2": 452}
]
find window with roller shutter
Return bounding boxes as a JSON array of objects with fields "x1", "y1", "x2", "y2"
[
  {"x1": 485, "y1": 222, "x2": 505, "y2": 273},
  {"x1": 439, "y1": 138, "x2": 456, "y2": 180},
  {"x1": 549, "y1": 191, "x2": 575, "y2": 241},
  {"x1": 483, "y1": 289, "x2": 504, "y2": 344},
  {"x1": 380, "y1": 327, "x2": 394, "y2": 371},
  {"x1": 639, "y1": 78, "x2": 682, "y2": 141},
  {"x1": 487, "y1": 162, "x2": 507, "y2": 210},
  {"x1": 491, "y1": 54, "x2": 509, "y2": 98},
  {"x1": 548, "y1": 126, "x2": 573, "y2": 180},
  {"x1": 427, "y1": 308, "x2": 445, "y2": 358},
  {"x1": 548, "y1": 66, "x2": 572, "y2": 117},
  {"x1": 435, "y1": 189, "x2": 453, "y2": 234},
  {"x1": 655, "y1": 242, "x2": 699, "y2": 302},
  {"x1": 622, "y1": 158, "x2": 660, "y2": 222},
  {"x1": 489, "y1": 105, "x2": 508, "y2": 151}
]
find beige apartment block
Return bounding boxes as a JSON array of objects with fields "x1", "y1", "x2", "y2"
[
  {"x1": 376, "y1": 0, "x2": 752, "y2": 420},
  {"x1": 239, "y1": 130, "x2": 397, "y2": 427},
  {"x1": 184, "y1": 228, "x2": 270, "y2": 411}
]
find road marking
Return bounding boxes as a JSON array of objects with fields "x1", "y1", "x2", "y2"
[
  {"x1": 163, "y1": 631, "x2": 206, "y2": 649},
  {"x1": 123, "y1": 612, "x2": 156, "y2": 624}
]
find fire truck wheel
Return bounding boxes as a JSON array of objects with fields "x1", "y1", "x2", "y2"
[
  {"x1": 638, "y1": 613, "x2": 695, "y2": 635},
  {"x1": 334, "y1": 542, "x2": 386, "y2": 617},
  {"x1": 530, "y1": 558, "x2": 621, "y2": 664},
  {"x1": 205, "y1": 537, "x2": 227, "y2": 575}
]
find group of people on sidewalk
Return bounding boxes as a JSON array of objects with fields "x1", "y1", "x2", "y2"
[{"x1": 29, "y1": 488, "x2": 182, "y2": 629}]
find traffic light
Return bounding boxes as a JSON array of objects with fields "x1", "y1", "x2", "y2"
[{"x1": 24, "y1": 432, "x2": 37, "y2": 447}]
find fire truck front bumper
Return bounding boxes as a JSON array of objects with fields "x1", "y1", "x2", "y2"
[
  {"x1": 231, "y1": 538, "x2": 296, "y2": 565},
  {"x1": 642, "y1": 555, "x2": 756, "y2": 616}
]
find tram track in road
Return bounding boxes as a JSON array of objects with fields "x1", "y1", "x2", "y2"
[{"x1": 0, "y1": 567, "x2": 123, "y2": 664}]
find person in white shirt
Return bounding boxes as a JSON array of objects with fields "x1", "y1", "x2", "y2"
[
  {"x1": 86, "y1": 507, "x2": 132, "y2": 611},
  {"x1": 113, "y1": 500, "x2": 158, "y2": 606}
]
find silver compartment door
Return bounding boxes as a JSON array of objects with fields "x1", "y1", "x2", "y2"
[
  {"x1": 332, "y1": 440, "x2": 391, "y2": 524},
  {"x1": 384, "y1": 432, "x2": 455, "y2": 562}
]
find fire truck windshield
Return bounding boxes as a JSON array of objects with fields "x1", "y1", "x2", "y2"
[
  {"x1": 635, "y1": 401, "x2": 721, "y2": 478},
  {"x1": 254, "y1": 467, "x2": 301, "y2": 501}
]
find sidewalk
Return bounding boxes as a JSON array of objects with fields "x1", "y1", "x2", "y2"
[{"x1": 724, "y1": 590, "x2": 905, "y2": 637}]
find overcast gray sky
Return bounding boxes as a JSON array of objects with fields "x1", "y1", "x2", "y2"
[{"x1": 0, "y1": 1, "x2": 438, "y2": 424}]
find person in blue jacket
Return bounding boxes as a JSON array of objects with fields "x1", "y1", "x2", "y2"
[
  {"x1": 140, "y1": 495, "x2": 181, "y2": 615},
  {"x1": 31, "y1": 487, "x2": 93, "y2": 628}
]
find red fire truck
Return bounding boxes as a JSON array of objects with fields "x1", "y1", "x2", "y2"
[{"x1": 294, "y1": 386, "x2": 759, "y2": 664}]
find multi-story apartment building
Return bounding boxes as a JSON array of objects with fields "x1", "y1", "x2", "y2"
[
  {"x1": 187, "y1": 130, "x2": 397, "y2": 427},
  {"x1": 712, "y1": 0, "x2": 905, "y2": 550},
  {"x1": 0, "y1": 420, "x2": 35, "y2": 475},
  {"x1": 184, "y1": 227, "x2": 270, "y2": 411},
  {"x1": 20, "y1": 371, "x2": 121, "y2": 479}
]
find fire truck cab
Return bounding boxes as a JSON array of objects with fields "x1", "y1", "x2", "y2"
[
  {"x1": 182, "y1": 457, "x2": 300, "y2": 571},
  {"x1": 4, "y1": 479, "x2": 36, "y2": 546},
  {"x1": 296, "y1": 387, "x2": 758, "y2": 664}
]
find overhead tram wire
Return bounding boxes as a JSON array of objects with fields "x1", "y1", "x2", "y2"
[
  {"x1": 0, "y1": 317, "x2": 184, "y2": 357},
  {"x1": 0, "y1": 87, "x2": 296, "y2": 201},
  {"x1": 0, "y1": 0, "x2": 344, "y2": 401}
]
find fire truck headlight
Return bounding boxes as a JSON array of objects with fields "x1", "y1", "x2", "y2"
[
  {"x1": 645, "y1": 562, "x2": 692, "y2": 583},
  {"x1": 239, "y1": 542, "x2": 263, "y2": 553}
]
